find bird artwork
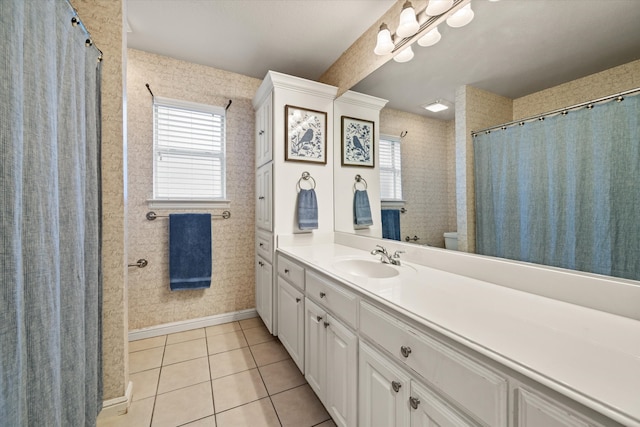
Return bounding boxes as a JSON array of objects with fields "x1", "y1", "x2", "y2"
[
  {"x1": 292, "y1": 128, "x2": 316, "y2": 157},
  {"x1": 352, "y1": 135, "x2": 364, "y2": 152}
]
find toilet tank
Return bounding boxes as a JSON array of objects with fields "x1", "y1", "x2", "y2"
[{"x1": 444, "y1": 232, "x2": 458, "y2": 250}]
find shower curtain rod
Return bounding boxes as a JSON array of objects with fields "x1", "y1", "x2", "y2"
[
  {"x1": 66, "y1": 0, "x2": 103, "y2": 61},
  {"x1": 472, "y1": 86, "x2": 640, "y2": 136}
]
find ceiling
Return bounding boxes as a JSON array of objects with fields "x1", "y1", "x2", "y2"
[{"x1": 127, "y1": 0, "x2": 640, "y2": 120}]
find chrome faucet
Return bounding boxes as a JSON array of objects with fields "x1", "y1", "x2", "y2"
[{"x1": 371, "y1": 245, "x2": 403, "y2": 266}]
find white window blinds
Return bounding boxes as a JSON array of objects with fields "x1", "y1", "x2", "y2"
[
  {"x1": 379, "y1": 135, "x2": 402, "y2": 200},
  {"x1": 153, "y1": 97, "x2": 226, "y2": 200}
]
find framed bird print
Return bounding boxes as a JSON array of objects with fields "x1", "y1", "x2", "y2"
[
  {"x1": 285, "y1": 105, "x2": 327, "y2": 164},
  {"x1": 341, "y1": 116, "x2": 375, "y2": 167}
]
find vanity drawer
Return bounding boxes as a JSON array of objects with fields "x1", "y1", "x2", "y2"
[
  {"x1": 256, "y1": 231, "x2": 272, "y2": 262},
  {"x1": 277, "y1": 255, "x2": 305, "y2": 290},
  {"x1": 306, "y1": 270, "x2": 358, "y2": 329},
  {"x1": 360, "y1": 301, "x2": 507, "y2": 427}
]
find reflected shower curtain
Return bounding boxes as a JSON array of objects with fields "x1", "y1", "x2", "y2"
[
  {"x1": 474, "y1": 94, "x2": 640, "y2": 281},
  {"x1": 1, "y1": 1, "x2": 103, "y2": 425}
]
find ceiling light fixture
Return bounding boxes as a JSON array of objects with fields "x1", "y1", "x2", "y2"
[
  {"x1": 396, "y1": 1, "x2": 420, "y2": 39},
  {"x1": 446, "y1": 3, "x2": 475, "y2": 28},
  {"x1": 393, "y1": 46, "x2": 415, "y2": 63},
  {"x1": 374, "y1": 0, "x2": 484, "y2": 62},
  {"x1": 417, "y1": 27, "x2": 441, "y2": 47},
  {"x1": 425, "y1": 0, "x2": 455, "y2": 17},
  {"x1": 423, "y1": 100, "x2": 449, "y2": 112}
]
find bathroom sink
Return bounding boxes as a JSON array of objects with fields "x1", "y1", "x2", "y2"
[{"x1": 332, "y1": 259, "x2": 400, "y2": 279}]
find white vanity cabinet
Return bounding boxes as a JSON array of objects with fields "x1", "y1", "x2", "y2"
[
  {"x1": 516, "y1": 388, "x2": 603, "y2": 427},
  {"x1": 276, "y1": 254, "x2": 305, "y2": 372},
  {"x1": 255, "y1": 256, "x2": 272, "y2": 333}
]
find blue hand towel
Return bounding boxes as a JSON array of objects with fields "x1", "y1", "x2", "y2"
[
  {"x1": 169, "y1": 213, "x2": 212, "y2": 291},
  {"x1": 354, "y1": 190, "x2": 373, "y2": 227},
  {"x1": 298, "y1": 189, "x2": 318, "y2": 230},
  {"x1": 381, "y1": 209, "x2": 401, "y2": 241}
]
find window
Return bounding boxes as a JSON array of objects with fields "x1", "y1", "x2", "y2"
[
  {"x1": 379, "y1": 135, "x2": 403, "y2": 201},
  {"x1": 152, "y1": 97, "x2": 226, "y2": 203}
]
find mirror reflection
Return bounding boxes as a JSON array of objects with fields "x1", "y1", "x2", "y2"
[{"x1": 348, "y1": 0, "x2": 640, "y2": 279}]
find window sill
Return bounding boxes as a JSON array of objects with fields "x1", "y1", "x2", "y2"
[
  {"x1": 146, "y1": 199, "x2": 231, "y2": 209},
  {"x1": 381, "y1": 199, "x2": 406, "y2": 209}
]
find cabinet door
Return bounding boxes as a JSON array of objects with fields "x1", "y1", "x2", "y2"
[
  {"x1": 359, "y1": 341, "x2": 410, "y2": 427},
  {"x1": 255, "y1": 93, "x2": 272, "y2": 167},
  {"x1": 256, "y1": 257, "x2": 273, "y2": 333},
  {"x1": 326, "y1": 315, "x2": 358, "y2": 427},
  {"x1": 277, "y1": 277, "x2": 304, "y2": 372},
  {"x1": 410, "y1": 381, "x2": 477, "y2": 427},
  {"x1": 305, "y1": 297, "x2": 326, "y2": 402},
  {"x1": 256, "y1": 163, "x2": 272, "y2": 231},
  {"x1": 517, "y1": 388, "x2": 592, "y2": 427}
]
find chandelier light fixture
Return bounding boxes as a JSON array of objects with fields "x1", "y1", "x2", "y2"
[{"x1": 373, "y1": 0, "x2": 479, "y2": 63}]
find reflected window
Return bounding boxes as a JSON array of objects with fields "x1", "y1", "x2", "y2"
[{"x1": 379, "y1": 135, "x2": 402, "y2": 201}]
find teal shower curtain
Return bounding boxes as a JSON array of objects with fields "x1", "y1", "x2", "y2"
[
  {"x1": 1, "y1": 0, "x2": 103, "y2": 425},
  {"x1": 474, "y1": 93, "x2": 640, "y2": 281}
]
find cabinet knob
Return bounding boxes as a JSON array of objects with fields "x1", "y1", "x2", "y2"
[
  {"x1": 317, "y1": 315, "x2": 323, "y2": 322},
  {"x1": 259, "y1": 242, "x2": 264, "y2": 247},
  {"x1": 409, "y1": 397, "x2": 421, "y2": 410},
  {"x1": 259, "y1": 130, "x2": 264, "y2": 135},
  {"x1": 284, "y1": 269, "x2": 289, "y2": 274},
  {"x1": 319, "y1": 292, "x2": 326, "y2": 298},
  {"x1": 323, "y1": 321, "x2": 330, "y2": 328},
  {"x1": 296, "y1": 297, "x2": 301, "y2": 303},
  {"x1": 258, "y1": 196, "x2": 265, "y2": 200},
  {"x1": 258, "y1": 261, "x2": 264, "y2": 267},
  {"x1": 391, "y1": 381, "x2": 402, "y2": 393},
  {"x1": 400, "y1": 345, "x2": 412, "y2": 358}
]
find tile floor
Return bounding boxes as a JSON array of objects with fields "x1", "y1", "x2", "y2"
[{"x1": 98, "y1": 317, "x2": 336, "y2": 427}]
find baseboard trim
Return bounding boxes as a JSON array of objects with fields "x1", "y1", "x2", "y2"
[
  {"x1": 128, "y1": 309, "x2": 258, "y2": 341},
  {"x1": 97, "y1": 380, "x2": 133, "y2": 420}
]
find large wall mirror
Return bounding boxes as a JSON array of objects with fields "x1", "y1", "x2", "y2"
[{"x1": 337, "y1": 0, "x2": 640, "y2": 280}]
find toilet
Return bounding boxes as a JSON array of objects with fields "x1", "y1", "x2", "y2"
[{"x1": 444, "y1": 232, "x2": 458, "y2": 250}]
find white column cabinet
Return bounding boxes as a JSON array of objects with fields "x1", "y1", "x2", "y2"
[
  {"x1": 277, "y1": 277, "x2": 304, "y2": 372},
  {"x1": 255, "y1": 92, "x2": 272, "y2": 167},
  {"x1": 255, "y1": 257, "x2": 272, "y2": 332},
  {"x1": 256, "y1": 162, "x2": 272, "y2": 232}
]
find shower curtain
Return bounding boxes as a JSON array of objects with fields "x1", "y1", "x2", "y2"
[
  {"x1": 1, "y1": 1, "x2": 103, "y2": 425},
  {"x1": 474, "y1": 93, "x2": 640, "y2": 281}
]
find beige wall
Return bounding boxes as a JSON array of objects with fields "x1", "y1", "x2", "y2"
[
  {"x1": 72, "y1": 0, "x2": 128, "y2": 401},
  {"x1": 513, "y1": 59, "x2": 640, "y2": 119},
  {"x1": 126, "y1": 49, "x2": 261, "y2": 330},
  {"x1": 380, "y1": 108, "x2": 456, "y2": 247}
]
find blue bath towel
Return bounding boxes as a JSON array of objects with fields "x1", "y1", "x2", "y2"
[
  {"x1": 169, "y1": 213, "x2": 212, "y2": 290},
  {"x1": 381, "y1": 209, "x2": 401, "y2": 241},
  {"x1": 298, "y1": 189, "x2": 318, "y2": 230},
  {"x1": 354, "y1": 190, "x2": 373, "y2": 227}
]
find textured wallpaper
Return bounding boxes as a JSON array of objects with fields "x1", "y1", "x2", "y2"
[
  {"x1": 126, "y1": 49, "x2": 261, "y2": 330},
  {"x1": 379, "y1": 108, "x2": 456, "y2": 247}
]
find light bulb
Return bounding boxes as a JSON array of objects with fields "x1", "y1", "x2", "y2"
[
  {"x1": 417, "y1": 27, "x2": 441, "y2": 47},
  {"x1": 446, "y1": 3, "x2": 475, "y2": 28},
  {"x1": 393, "y1": 46, "x2": 414, "y2": 63},
  {"x1": 425, "y1": 0, "x2": 454, "y2": 16},
  {"x1": 396, "y1": 1, "x2": 420, "y2": 38},
  {"x1": 373, "y1": 23, "x2": 394, "y2": 55}
]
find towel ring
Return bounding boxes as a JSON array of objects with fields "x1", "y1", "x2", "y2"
[
  {"x1": 297, "y1": 171, "x2": 316, "y2": 192},
  {"x1": 353, "y1": 174, "x2": 368, "y2": 192}
]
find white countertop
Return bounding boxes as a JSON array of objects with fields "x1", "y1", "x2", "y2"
[{"x1": 278, "y1": 243, "x2": 640, "y2": 427}]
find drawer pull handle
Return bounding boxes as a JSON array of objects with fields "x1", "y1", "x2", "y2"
[
  {"x1": 317, "y1": 316, "x2": 323, "y2": 322},
  {"x1": 323, "y1": 321, "x2": 330, "y2": 328},
  {"x1": 319, "y1": 292, "x2": 326, "y2": 298},
  {"x1": 410, "y1": 397, "x2": 420, "y2": 410},
  {"x1": 400, "y1": 346, "x2": 412, "y2": 358},
  {"x1": 296, "y1": 297, "x2": 301, "y2": 303},
  {"x1": 284, "y1": 269, "x2": 289, "y2": 274},
  {"x1": 391, "y1": 381, "x2": 402, "y2": 393}
]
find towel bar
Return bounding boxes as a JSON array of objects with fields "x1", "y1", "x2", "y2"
[
  {"x1": 297, "y1": 171, "x2": 316, "y2": 192},
  {"x1": 146, "y1": 211, "x2": 231, "y2": 221},
  {"x1": 353, "y1": 174, "x2": 368, "y2": 192}
]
